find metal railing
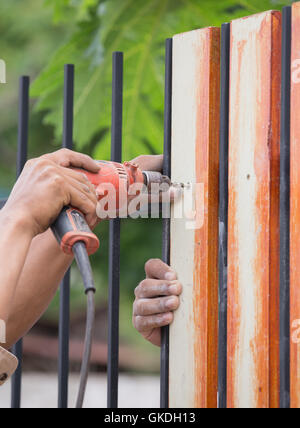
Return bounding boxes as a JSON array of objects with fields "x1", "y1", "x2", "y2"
[
  {"x1": 4, "y1": 40, "x2": 172, "y2": 409},
  {"x1": 4, "y1": 6, "x2": 294, "y2": 408}
]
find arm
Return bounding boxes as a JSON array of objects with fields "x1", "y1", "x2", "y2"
[
  {"x1": 4, "y1": 229, "x2": 73, "y2": 348},
  {"x1": 1, "y1": 149, "x2": 100, "y2": 349},
  {"x1": 4, "y1": 153, "x2": 165, "y2": 348},
  {"x1": 0, "y1": 211, "x2": 34, "y2": 324}
]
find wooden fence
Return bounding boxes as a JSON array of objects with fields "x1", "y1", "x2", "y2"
[{"x1": 168, "y1": 2, "x2": 300, "y2": 408}]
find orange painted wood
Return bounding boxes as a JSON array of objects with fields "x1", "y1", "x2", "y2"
[
  {"x1": 227, "y1": 11, "x2": 281, "y2": 408},
  {"x1": 169, "y1": 27, "x2": 220, "y2": 408},
  {"x1": 290, "y1": 1, "x2": 300, "y2": 409}
]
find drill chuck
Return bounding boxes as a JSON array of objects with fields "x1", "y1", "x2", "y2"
[{"x1": 143, "y1": 171, "x2": 171, "y2": 189}]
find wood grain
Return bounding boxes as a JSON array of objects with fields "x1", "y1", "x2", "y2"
[
  {"x1": 227, "y1": 11, "x2": 281, "y2": 408},
  {"x1": 290, "y1": 1, "x2": 300, "y2": 409},
  {"x1": 169, "y1": 27, "x2": 220, "y2": 408}
]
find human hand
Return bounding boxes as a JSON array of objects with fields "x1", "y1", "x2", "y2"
[
  {"x1": 3, "y1": 149, "x2": 100, "y2": 236},
  {"x1": 130, "y1": 154, "x2": 164, "y2": 172},
  {"x1": 133, "y1": 259, "x2": 182, "y2": 346}
]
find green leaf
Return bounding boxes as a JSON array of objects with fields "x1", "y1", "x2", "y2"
[{"x1": 32, "y1": 0, "x2": 293, "y2": 161}]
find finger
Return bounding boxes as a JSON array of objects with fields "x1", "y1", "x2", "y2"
[
  {"x1": 63, "y1": 151, "x2": 100, "y2": 172},
  {"x1": 145, "y1": 258, "x2": 177, "y2": 281},
  {"x1": 135, "y1": 279, "x2": 182, "y2": 298},
  {"x1": 65, "y1": 175, "x2": 99, "y2": 227},
  {"x1": 133, "y1": 313, "x2": 173, "y2": 333},
  {"x1": 133, "y1": 296, "x2": 180, "y2": 316},
  {"x1": 63, "y1": 167, "x2": 97, "y2": 195},
  {"x1": 67, "y1": 183, "x2": 98, "y2": 220},
  {"x1": 66, "y1": 176, "x2": 98, "y2": 206},
  {"x1": 130, "y1": 155, "x2": 163, "y2": 172},
  {"x1": 47, "y1": 149, "x2": 100, "y2": 173}
]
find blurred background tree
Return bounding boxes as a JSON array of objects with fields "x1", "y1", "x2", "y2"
[{"x1": 0, "y1": 0, "x2": 294, "y2": 367}]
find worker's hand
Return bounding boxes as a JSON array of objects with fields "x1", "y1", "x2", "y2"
[
  {"x1": 130, "y1": 155, "x2": 164, "y2": 172},
  {"x1": 3, "y1": 149, "x2": 100, "y2": 236},
  {"x1": 129, "y1": 154, "x2": 180, "y2": 207},
  {"x1": 133, "y1": 259, "x2": 182, "y2": 347}
]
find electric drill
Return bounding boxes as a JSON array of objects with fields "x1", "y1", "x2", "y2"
[
  {"x1": 51, "y1": 160, "x2": 170, "y2": 257},
  {"x1": 50, "y1": 160, "x2": 170, "y2": 408}
]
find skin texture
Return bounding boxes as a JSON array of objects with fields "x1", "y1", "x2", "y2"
[
  {"x1": 133, "y1": 259, "x2": 182, "y2": 347},
  {"x1": 131, "y1": 154, "x2": 163, "y2": 172},
  {"x1": 131, "y1": 155, "x2": 183, "y2": 347},
  {"x1": 0, "y1": 151, "x2": 169, "y2": 350},
  {"x1": 0, "y1": 149, "x2": 100, "y2": 349}
]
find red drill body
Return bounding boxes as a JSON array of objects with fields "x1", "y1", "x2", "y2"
[
  {"x1": 52, "y1": 161, "x2": 168, "y2": 256},
  {"x1": 74, "y1": 160, "x2": 145, "y2": 209}
]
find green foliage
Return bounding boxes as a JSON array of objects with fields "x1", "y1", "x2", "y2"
[
  {"x1": 0, "y1": 0, "x2": 72, "y2": 191},
  {"x1": 0, "y1": 0, "x2": 296, "y2": 351},
  {"x1": 32, "y1": 0, "x2": 294, "y2": 161}
]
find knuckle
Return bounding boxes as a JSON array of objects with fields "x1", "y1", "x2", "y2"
[
  {"x1": 133, "y1": 315, "x2": 142, "y2": 332},
  {"x1": 25, "y1": 158, "x2": 35, "y2": 169},
  {"x1": 139, "y1": 279, "x2": 148, "y2": 290},
  {"x1": 59, "y1": 148, "x2": 71, "y2": 156},
  {"x1": 159, "y1": 298, "x2": 167, "y2": 312},
  {"x1": 50, "y1": 173, "x2": 64, "y2": 188},
  {"x1": 83, "y1": 153, "x2": 92, "y2": 161},
  {"x1": 35, "y1": 158, "x2": 52, "y2": 171},
  {"x1": 79, "y1": 192, "x2": 88, "y2": 201},
  {"x1": 145, "y1": 258, "x2": 159, "y2": 272},
  {"x1": 133, "y1": 300, "x2": 139, "y2": 315}
]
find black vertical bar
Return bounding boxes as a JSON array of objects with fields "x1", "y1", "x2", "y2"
[
  {"x1": 11, "y1": 76, "x2": 30, "y2": 409},
  {"x1": 107, "y1": 52, "x2": 123, "y2": 409},
  {"x1": 218, "y1": 23, "x2": 230, "y2": 409},
  {"x1": 58, "y1": 64, "x2": 74, "y2": 409},
  {"x1": 160, "y1": 38, "x2": 172, "y2": 409},
  {"x1": 280, "y1": 6, "x2": 291, "y2": 409}
]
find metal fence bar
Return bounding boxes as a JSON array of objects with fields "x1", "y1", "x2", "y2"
[
  {"x1": 11, "y1": 75, "x2": 30, "y2": 409},
  {"x1": 107, "y1": 52, "x2": 123, "y2": 409},
  {"x1": 280, "y1": 6, "x2": 291, "y2": 409},
  {"x1": 160, "y1": 38, "x2": 172, "y2": 409},
  {"x1": 58, "y1": 64, "x2": 74, "y2": 408},
  {"x1": 218, "y1": 23, "x2": 230, "y2": 409}
]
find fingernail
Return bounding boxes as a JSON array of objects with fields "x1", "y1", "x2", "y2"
[
  {"x1": 165, "y1": 296, "x2": 177, "y2": 309},
  {"x1": 163, "y1": 313, "x2": 172, "y2": 323},
  {"x1": 169, "y1": 283, "x2": 178, "y2": 294},
  {"x1": 165, "y1": 271, "x2": 177, "y2": 281}
]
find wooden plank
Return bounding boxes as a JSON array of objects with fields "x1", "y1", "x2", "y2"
[
  {"x1": 227, "y1": 11, "x2": 281, "y2": 408},
  {"x1": 169, "y1": 27, "x2": 220, "y2": 408},
  {"x1": 290, "y1": 0, "x2": 300, "y2": 409}
]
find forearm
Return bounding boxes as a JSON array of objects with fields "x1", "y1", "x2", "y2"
[
  {"x1": 0, "y1": 211, "x2": 33, "y2": 323},
  {"x1": 5, "y1": 229, "x2": 73, "y2": 348}
]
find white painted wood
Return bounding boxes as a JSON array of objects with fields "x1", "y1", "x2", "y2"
[{"x1": 169, "y1": 28, "x2": 220, "y2": 408}]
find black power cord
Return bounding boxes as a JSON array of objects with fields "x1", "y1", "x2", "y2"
[{"x1": 72, "y1": 242, "x2": 96, "y2": 409}]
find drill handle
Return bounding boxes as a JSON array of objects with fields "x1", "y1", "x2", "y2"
[{"x1": 51, "y1": 207, "x2": 100, "y2": 256}]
